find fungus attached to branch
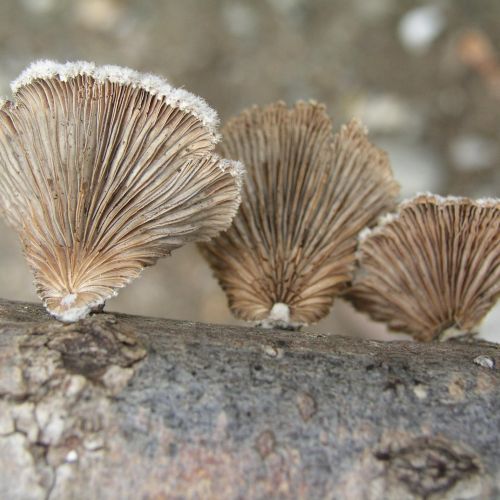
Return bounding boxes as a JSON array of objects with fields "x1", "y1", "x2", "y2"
[
  {"x1": 0, "y1": 60, "x2": 243, "y2": 322},
  {"x1": 199, "y1": 101, "x2": 400, "y2": 329},
  {"x1": 345, "y1": 194, "x2": 500, "y2": 341}
]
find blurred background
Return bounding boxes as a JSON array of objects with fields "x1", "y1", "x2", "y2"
[{"x1": 0, "y1": 0, "x2": 498, "y2": 341}]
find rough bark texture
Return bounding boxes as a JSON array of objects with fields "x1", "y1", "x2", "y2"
[{"x1": 0, "y1": 298, "x2": 498, "y2": 500}]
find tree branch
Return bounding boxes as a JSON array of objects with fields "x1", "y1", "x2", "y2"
[{"x1": 0, "y1": 298, "x2": 498, "y2": 499}]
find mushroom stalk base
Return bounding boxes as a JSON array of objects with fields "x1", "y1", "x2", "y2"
[{"x1": 0, "y1": 298, "x2": 498, "y2": 499}]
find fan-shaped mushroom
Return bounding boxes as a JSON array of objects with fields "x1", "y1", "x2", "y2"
[
  {"x1": 345, "y1": 194, "x2": 500, "y2": 341},
  {"x1": 0, "y1": 60, "x2": 243, "y2": 322},
  {"x1": 199, "y1": 101, "x2": 400, "y2": 329}
]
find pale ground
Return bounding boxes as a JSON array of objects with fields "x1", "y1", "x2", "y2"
[{"x1": 0, "y1": 0, "x2": 498, "y2": 340}]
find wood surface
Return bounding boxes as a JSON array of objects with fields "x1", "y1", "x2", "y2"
[{"x1": 0, "y1": 298, "x2": 498, "y2": 499}]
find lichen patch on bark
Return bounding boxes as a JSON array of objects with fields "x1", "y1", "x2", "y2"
[{"x1": 0, "y1": 313, "x2": 146, "y2": 499}]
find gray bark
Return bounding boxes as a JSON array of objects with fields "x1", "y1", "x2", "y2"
[{"x1": 0, "y1": 298, "x2": 498, "y2": 500}]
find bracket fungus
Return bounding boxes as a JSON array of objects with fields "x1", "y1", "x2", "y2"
[
  {"x1": 345, "y1": 194, "x2": 500, "y2": 341},
  {"x1": 0, "y1": 60, "x2": 243, "y2": 322},
  {"x1": 199, "y1": 101, "x2": 400, "y2": 329}
]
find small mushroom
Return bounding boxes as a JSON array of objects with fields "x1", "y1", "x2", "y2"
[
  {"x1": 199, "y1": 101, "x2": 400, "y2": 329},
  {"x1": 345, "y1": 194, "x2": 500, "y2": 341},
  {"x1": 0, "y1": 60, "x2": 243, "y2": 322}
]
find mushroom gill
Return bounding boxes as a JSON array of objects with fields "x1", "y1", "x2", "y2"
[
  {"x1": 345, "y1": 194, "x2": 500, "y2": 341},
  {"x1": 199, "y1": 101, "x2": 400, "y2": 329},
  {"x1": 0, "y1": 60, "x2": 243, "y2": 322}
]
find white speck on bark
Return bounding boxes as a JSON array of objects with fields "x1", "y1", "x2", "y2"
[{"x1": 473, "y1": 355, "x2": 495, "y2": 369}]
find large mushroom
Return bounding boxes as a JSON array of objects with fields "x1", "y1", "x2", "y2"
[
  {"x1": 0, "y1": 60, "x2": 243, "y2": 322},
  {"x1": 345, "y1": 194, "x2": 500, "y2": 341},
  {"x1": 199, "y1": 101, "x2": 400, "y2": 329}
]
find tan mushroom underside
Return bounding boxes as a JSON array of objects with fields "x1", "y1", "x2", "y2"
[
  {"x1": 200, "y1": 101, "x2": 400, "y2": 327},
  {"x1": 0, "y1": 68, "x2": 242, "y2": 321},
  {"x1": 346, "y1": 195, "x2": 500, "y2": 341}
]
